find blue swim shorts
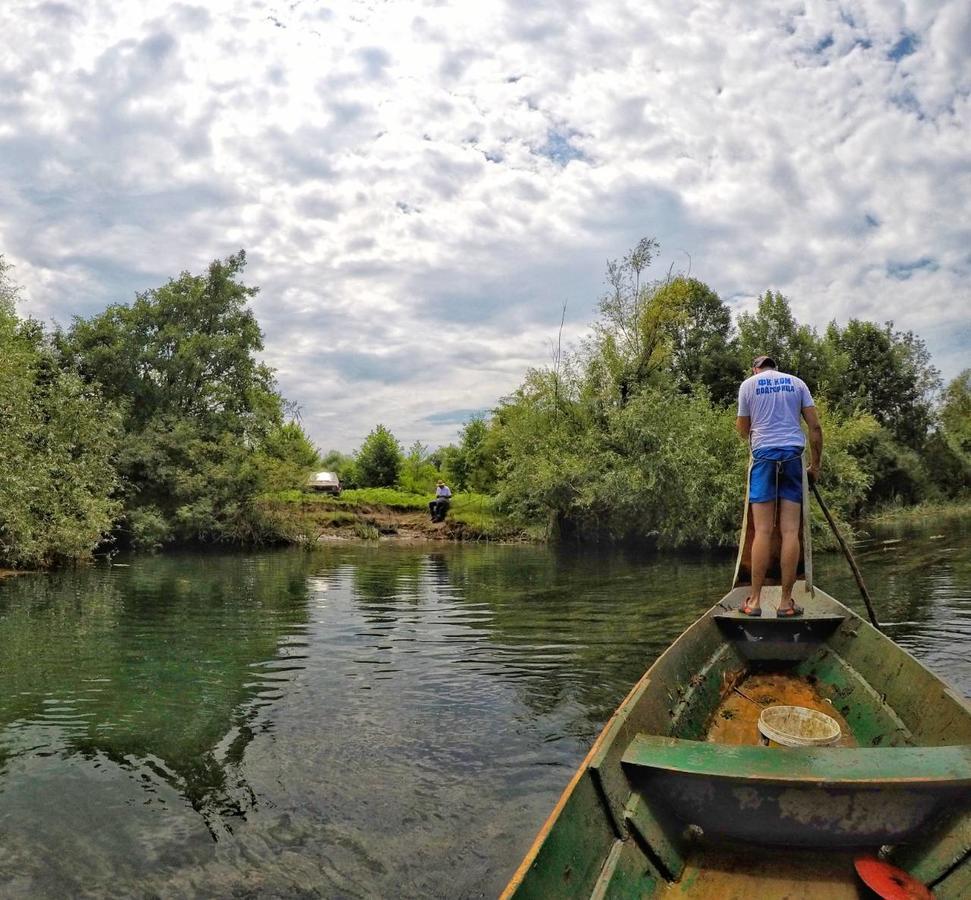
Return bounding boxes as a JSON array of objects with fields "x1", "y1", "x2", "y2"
[{"x1": 749, "y1": 446, "x2": 804, "y2": 504}]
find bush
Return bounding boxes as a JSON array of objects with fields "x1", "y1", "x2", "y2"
[
  {"x1": 355, "y1": 425, "x2": 403, "y2": 488},
  {"x1": 125, "y1": 506, "x2": 172, "y2": 553},
  {"x1": 397, "y1": 441, "x2": 439, "y2": 494},
  {"x1": 0, "y1": 296, "x2": 121, "y2": 567}
]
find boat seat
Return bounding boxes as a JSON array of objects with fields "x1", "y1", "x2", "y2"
[
  {"x1": 622, "y1": 734, "x2": 971, "y2": 786},
  {"x1": 712, "y1": 613, "x2": 846, "y2": 661}
]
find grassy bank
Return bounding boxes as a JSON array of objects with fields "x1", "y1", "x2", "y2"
[
  {"x1": 259, "y1": 488, "x2": 536, "y2": 543},
  {"x1": 863, "y1": 497, "x2": 971, "y2": 526}
]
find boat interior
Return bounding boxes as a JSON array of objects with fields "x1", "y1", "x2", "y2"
[
  {"x1": 504, "y1": 493, "x2": 971, "y2": 899},
  {"x1": 636, "y1": 584, "x2": 971, "y2": 899}
]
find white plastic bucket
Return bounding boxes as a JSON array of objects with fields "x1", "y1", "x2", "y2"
[{"x1": 758, "y1": 705, "x2": 841, "y2": 747}]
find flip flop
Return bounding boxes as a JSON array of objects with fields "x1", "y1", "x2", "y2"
[
  {"x1": 739, "y1": 600, "x2": 762, "y2": 617},
  {"x1": 776, "y1": 604, "x2": 804, "y2": 617}
]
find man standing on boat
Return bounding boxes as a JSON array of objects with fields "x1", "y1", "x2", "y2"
[{"x1": 736, "y1": 355, "x2": 823, "y2": 617}]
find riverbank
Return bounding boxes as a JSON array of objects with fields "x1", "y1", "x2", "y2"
[
  {"x1": 258, "y1": 488, "x2": 536, "y2": 544},
  {"x1": 259, "y1": 489, "x2": 971, "y2": 548},
  {"x1": 863, "y1": 498, "x2": 971, "y2": 526}
]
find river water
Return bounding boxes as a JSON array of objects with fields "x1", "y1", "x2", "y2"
[{"x1": 0, "y1": 517, "x2": 968, "y2": 898}]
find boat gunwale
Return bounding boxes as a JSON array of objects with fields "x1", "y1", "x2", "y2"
[{"x1": 499, "y1": 592, "x2": 735, "y2": 898}]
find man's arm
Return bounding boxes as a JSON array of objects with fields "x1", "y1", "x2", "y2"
[
  {"x1": 802, "y1": 406, "x2": 823, "y2": 481},
  {"x1": 736, "y1": 416, "x2": 751, "y2": 440}
]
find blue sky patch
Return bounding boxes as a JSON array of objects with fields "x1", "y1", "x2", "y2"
[
  {"x1": 890, "y1": 89, "x2": 925, "y2": 120},
  {"x1": 423, "y1": 408, "x2": 491, "y2": 425},
  {"x1": 886, "y1": 257, "x2": 937, "y2": 280},
  {"x1": 889, "y1": 32, "x2": 918, "y2": 61},
  {"x1": 538, "y1": 131, "x2": 585, "y2": 166},
  {"x1": 813, "y1": 34, "x2": 834, "y2": 54}
]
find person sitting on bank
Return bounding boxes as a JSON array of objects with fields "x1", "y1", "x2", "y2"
[
  {"x1": 429, "y1": 480, "x2": 452, "y2": 523},
  {"x1": 736, "y1": 354, "x2": 823, "y2": 618}
]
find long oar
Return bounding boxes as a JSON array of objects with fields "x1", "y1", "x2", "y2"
[{"x1": 810, "y1": 481, "x2": 882, "y2": 631}]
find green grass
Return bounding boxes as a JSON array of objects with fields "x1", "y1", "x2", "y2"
[
  {"x1": 336, "y1": 487, "x2": 428, "y2": 509},
  {"x1": 865, "y1": 497, "x2": 971, "y2": 525},
  {"x1": 352, "y1": 520, "x2": 381, "y2": 540},
  {"x1": 258, "y1": 487, "x2": 536, "y2": 542}
]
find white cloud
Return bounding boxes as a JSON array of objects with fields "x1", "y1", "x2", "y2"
[{"x1": 1, "y1": 0, "x2": 968, "y2": 451}]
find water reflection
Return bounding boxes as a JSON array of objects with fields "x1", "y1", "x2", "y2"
[
  {"x1": 815, "y1": 514, "x2": 971, "y2": 692},
  {"x1": 0, "y1": 554, "x2": 315, "y2": 841},
  {"x1": 0, "y1": 520, "x2": 967, "y2": 898}
]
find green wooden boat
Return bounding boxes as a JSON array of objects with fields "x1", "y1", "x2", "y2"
[{"x1": 502, "y1": 477, "x2": 971, "y2": 899}]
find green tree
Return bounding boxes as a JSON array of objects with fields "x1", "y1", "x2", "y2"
[
  {"x1": 450, "y1": 416, "x2": 500, "y2": 493},
  {"x1": 252, "y1": 420, "x2": 320, "y2": 492},
  {"x1": 590, "y1": 238, "x2": 681, "y2": 406},
  {"x1": 0, "y1": 259, "x2": 121, "y2": 566},
  {"x1": 735, "y1": 290, "x2": 834, "y2": 391},
  {"x1": 60, "y1": 251, "x2": 287, "y2": 548},
  {"x1": 355, "y1": 425, "x2": 402, "y2": 487},
  {"x1": 930, "y1": 370, "x2": 971, "y2": 497},
  {"x1": 319, "y1": 449, "x2": 357, "y2": 487},
  {"x1": 939, "y1": 370, "x2": 971, "y2": 456},
  {"x1": 398, "y1": 440, "x2": 438, "y2": 493},
  {"x1": 661, "y1": 277, "x2": 740, "y2": 405},
  {"x1": 491, "y1": 243, "x2": 893, "y2": 545},
  {"x1": 434, "y1": 444, "x2": 463, "y2": 489},
  {"x1": 823, "y1": 320, "x2": 940, "y2": 448}
]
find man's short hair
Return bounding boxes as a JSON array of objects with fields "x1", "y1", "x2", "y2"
[{"x1": 752, "y1": 355, "x2": 777, "y2": 369}]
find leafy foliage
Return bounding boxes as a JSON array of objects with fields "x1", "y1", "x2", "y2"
[
  {"x1": 2, "y1": 236, "x2": 963, "y2": 565},
  {"x1": 441, "y1": 417, "x2": 500, "y2": 493},
  {"x1": 663, "y1": 277, "x2": 740, "y2": 406},
  {"x1": 59, "y1": 252, "x2": 306, "y2": 549},
  {"x1": 0, "y1": 261, "x2": 121, "y2": 566},
  {"x1": 823, "y1": 319, "x2": 940, "y2": 448},
  {"x1": 735, "y1": 290, "x2": 837, "y2": 394},
  {"x1": 941, "y1": 370, "x2": 971, "y2": 455},
  {"x1": 484, "y1": 239, "x2": 964, "y2": 545},
  {"x1": 354, "y1": 425, "x2": 403, "y2": 488},
  {"x1": 251, "y1": 421, "x2": 321, "y2": 494},
  {"x1": 398, "y1": 441, "x2": 439, "y2": 494}
]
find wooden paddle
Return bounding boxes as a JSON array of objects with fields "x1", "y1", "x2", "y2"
[{"x1": 809, "y1": 480, "x2": 882, "y2": 631}]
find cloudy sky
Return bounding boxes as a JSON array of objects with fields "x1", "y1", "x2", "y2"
[{"x1": 2, "y1": 0, "x2": 969, "y2": 452}]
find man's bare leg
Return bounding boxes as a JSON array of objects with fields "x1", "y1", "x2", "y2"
[
  {"x1": 747, "y1": 501, "x2": 777, "y2": 611},
  {"x1": 778, "y1": 499, "x2": 802, "y2": 609}
]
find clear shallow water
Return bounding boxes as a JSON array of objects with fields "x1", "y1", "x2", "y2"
[{"x1": 0, "y1": 519, "x2": 968, "y2": 899}]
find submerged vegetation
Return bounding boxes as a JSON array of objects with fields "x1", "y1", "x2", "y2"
[{"x1": 1, "y1": 238, "x2": 968, "y2": 568}]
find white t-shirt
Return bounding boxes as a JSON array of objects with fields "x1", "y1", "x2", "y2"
[{"x1": 737, "y1": 370, "x2": 814, "y2": 451}]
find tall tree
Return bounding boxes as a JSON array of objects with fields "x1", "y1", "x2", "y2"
[
  {"x1": 735, "y1": 290, "x2": 834, "y2": 392},
  {"x1": 399, "y1": 440, "x2": 439, "y2": 493},
  {"x1": 590, "y1": 237, "x2": 681, "y2": 406},
  {"x1": 824, "y1": 320, "x2": 940, "y2": 448},
  {"x1": 355, "y1": 425, "x2": 403, "y2": 487},
  {"x1": 660, "y1": 276, "x2": 740, "y2": 405},
  {"x1": 940, "y1": 370, "x2": 971, "y2": 456},
  {"x1": 61, "y1": 251, "x2": 287, "y2": 547},
  {"x1": 452, "y1": 416, "x2": 500, "y2": 493},
  {"x1": 252, "y1": 420, "x2": 321, "y2": 492}
]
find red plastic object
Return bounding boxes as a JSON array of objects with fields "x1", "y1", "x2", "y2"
[{"x1": 854, "y1": 856, "x2": 934, "y2": 899}]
